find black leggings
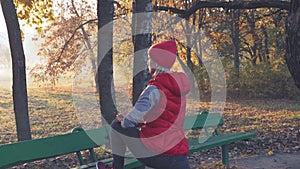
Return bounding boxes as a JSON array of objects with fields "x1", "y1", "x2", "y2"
[{"x1": 110, "y1": 120, "x2": 191, "y2": 169}]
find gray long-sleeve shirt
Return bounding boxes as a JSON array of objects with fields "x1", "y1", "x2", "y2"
[{"x1": 121, "y1": 85, "x2": 160, "y2": 128}]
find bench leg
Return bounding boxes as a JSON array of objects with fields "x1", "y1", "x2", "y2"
[
  {"x1": 221, "y1": 144, "x2": 229, "y2": 169},
  {"x1": 89, "y1": 148, "x2": 98, "y2": 162},
  {"x1": 76, "y1": 151, "x2": 85, "y2": 165}
]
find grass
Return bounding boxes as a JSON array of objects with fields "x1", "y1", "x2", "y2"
[
  {"x1": 188, "y1": 99, "x2": 300, "y2": 169},
  {"x1": 0, "y1": 86, "x2": 79, "y2": 142},
  {"x1": 0, "y1": 86, "x2": 299, "y2": 168}
]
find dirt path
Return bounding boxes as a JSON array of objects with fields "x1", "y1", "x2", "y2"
[{"x1": 231, "y1": 152, "x2": 300, "y2": 169}]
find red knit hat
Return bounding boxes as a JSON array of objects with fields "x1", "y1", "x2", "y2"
[{"x1": 148, "y1": 40, "x2": 177, "y2": 69}]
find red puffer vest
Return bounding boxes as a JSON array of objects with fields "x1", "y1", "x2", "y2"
[{"x1": 140, "y1": 72, "x2": 190, "y2": 155}]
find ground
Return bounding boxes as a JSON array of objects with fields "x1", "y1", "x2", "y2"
[
  {"x1": 13, "y1": 153, "x2": 300, "y2": 169},
  {"x1": 1, "y1": 87, "x2": 299, "y2": 169},
  {"x1": 232, "y1": 152, "x2": 300, "y2": 169}
]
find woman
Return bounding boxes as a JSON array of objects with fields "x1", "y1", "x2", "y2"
[{"x1": 97, "y1": 40, "x2": 191, "y2": 169}]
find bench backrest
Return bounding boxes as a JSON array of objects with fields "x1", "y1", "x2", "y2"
[
  {"x1": 0, "y1": 110, "x2": 223, "y2": 168},
  {"x1": 0, "y1": 126, "x2": 110, "y2": 168},
  {"x1": 184, "y1": 110, "x2": 224, "y2": 130}
]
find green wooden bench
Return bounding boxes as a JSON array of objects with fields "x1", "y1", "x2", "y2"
[{"x1": 0, "y1": 110, "x2": 257, "y2": 169}]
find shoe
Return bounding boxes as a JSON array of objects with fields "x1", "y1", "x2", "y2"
[{"x1": 96, "y1": 161, "x2": 113, "y2": 169}]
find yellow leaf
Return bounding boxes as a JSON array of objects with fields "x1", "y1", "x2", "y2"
[{"x1": 268, "y1": 150, "x2": 274, "y2": 156}]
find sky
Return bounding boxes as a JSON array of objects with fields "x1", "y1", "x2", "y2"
[
  {"x1": 0, "y1": 4, "x2": 6, "y2": 33},
  {"x1": 0, "y1": 5, "x2": 42, "y2": 87}
]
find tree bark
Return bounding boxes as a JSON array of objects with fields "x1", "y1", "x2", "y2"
[
  {"x1": 285, "y1": 0, "x2": 300, "y2": 90},
  {"x1": 1, "y1": 0, "x2": 31, "y2": 141},
  {"x1": 132, "y1": 0, "x2": 152, "y2": 105},
  {"x1": 97, "y1": 0, "x2": 117, "y2": 124}
]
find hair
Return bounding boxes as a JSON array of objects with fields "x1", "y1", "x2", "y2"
[{"x1": 153, "y1": 64, "x2": 170, "y2": 76}]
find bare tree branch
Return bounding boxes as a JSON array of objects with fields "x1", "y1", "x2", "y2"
[
  {"x1": 56, "y1": 19, "x2": 97, "y2": 63},
  {"x1": 154, "y1": 6, "x2": 185, "y2": 14},
  {"x1": 156, "y1": 1, "x2": 290, "y2": 18},
  {"x1": 187, "y1": 1, "x2": 290, "y2": 15}
]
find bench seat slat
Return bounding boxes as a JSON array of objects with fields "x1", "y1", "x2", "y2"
[{"x1": 188, "y1": 132, "x2": 257, "y2": 154}]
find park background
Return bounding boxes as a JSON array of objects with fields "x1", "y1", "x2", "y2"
[{"x1": 0, "y1": 0, "x2": 299, "y2": 168}]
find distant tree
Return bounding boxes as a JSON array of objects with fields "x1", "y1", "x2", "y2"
[
  {"x1": 154, "y1": 0, "x2": 199, "y2": 73},
  {"x1": 29, "y1": 0, "x2": 97, "y2": 85},
  {"x1": 156, "y1": 0, "x2": 300, "y2": 91},
  {"x1": 29, "y1": 0, "x2": 133, "y2": 85},
  {"x1": 71, "y1": 0, "x2": 97, "y2": 83},
  {"x1": 1, "y1": 0, "x2": 31, "y2": 141},
  {"x1": 271, "y1": 9, "x2": 286, "y2": 57},
  {"x1": 230, "y1": 8, "x2": 241, "y2": 71}
]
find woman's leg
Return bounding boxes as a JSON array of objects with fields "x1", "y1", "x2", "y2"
[
  {"x1": 138, "y1": 155, "x2": 191, "y2": 169},
  {"x1": 111, "y1": 120, "x2": 153, "y2": 169},
  {"x1": 111, "y1": 120, "x2": 156, "y2": 157},
  {"x1": 110, "y1": 120, "x2": 191, "y2": 169},
  {"x1": 110, "y1": 121, "x2": 127, "y2": 169}
]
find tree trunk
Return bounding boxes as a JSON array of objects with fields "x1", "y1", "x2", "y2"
[
  {"x1": 245, "y1": 10, "x2": 259, "y2": 65},
  {"x1": 97, "y1": 0, "x2": 117, "y2": 124},
  {"x1": 195, "y1": 9, "x2": 206, "y2": 66},
  {"x1": 132, "y1": 0, "x2": 152, "y2": 105},
  {"x1": 185, "y1": 17, "x2": 194, "y2": 73},
  {"x1": 272, "y1": 12, "x2": 284, "y2": 57},
  {"x1": 1, "y1": 0, "x2": 31, "y2": 141},
  {"x1": 231, "y1": 9, "x2": 240, "y2": 71},
  {"x1": 261, "y1": 25, "x2": 270, "y2": 62},
  {"x1": 285, "y1": 0, "x2": 300, "y2": 90}
]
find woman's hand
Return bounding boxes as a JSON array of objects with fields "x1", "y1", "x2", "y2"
[{"x1": 116, "y1": 113, "x2": 124, "y2": 123}]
